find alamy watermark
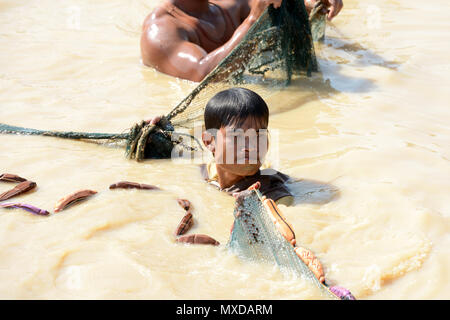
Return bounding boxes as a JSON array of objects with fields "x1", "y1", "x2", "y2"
[
  {"x1": 170, "y1": 122, "x2": 280, "y2": 175},
  {"x1": 366, "y1": 5, "x2": 381, "y2": 30},
  {"x1": 66, "y1": 6, "x2": 81, "y2": 30}
]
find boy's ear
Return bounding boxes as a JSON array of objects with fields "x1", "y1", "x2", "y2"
[{"x1": 202, "y1": 131, "x2": 215, "y2": 153}]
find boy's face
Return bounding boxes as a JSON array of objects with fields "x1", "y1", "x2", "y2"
[{"x1": 203, "y1": 116, "x2": 269, "y2": 177}]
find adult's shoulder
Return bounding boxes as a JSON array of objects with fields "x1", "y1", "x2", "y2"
[
  {"x1": 142, "y1": 5, "x2": 175, "y2": 32},
  {"x1": 213, "y1": 0, "x2": 250, "y2": 8},
  {"x1": 212, "y1": 0, "x2": 251, "y2": 22},
  {"x1": 141, "y1": 5, "x2": 185, "y2": 70}
]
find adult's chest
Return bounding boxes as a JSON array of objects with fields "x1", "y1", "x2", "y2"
[{"x1": 181, "y1": 4, "x2": 240, "y2": 53}]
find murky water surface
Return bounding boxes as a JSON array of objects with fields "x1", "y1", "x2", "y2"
[{"x1": 0, "y1": 0, "x2": 449, "y2": 299}]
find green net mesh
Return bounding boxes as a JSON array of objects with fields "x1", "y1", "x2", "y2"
[
  {"x1": 0, "y1": 0, "x2": 326, "y2": 160},
  {"x1": 228, "y1": 188, "x2": 338, "y2": 299},
  {"x1": 309, "y1": 0, "x2": 327, "y2": 42}
]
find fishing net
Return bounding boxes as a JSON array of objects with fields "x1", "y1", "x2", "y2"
[
  {"x1": 0, "y1": 0, "x2": 326, "y2": 160},
  {"x1": 309, "y1": 0, "x2": 327, "y2": 41},
  {"x1": 228, "y1": 187, "x2": 338, "y2": 300}
]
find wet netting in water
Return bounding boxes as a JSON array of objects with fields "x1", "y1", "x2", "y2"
[
  {"x1": 0, "y1": 0, "x2": 326, "y2": 160},
  {"x1": 228, "y1": 187, "x2": 339, "y2": 300}
]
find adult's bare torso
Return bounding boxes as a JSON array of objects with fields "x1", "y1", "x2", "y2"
[
  {"x1": 176, "y1": 1, "x2": 244, "y2": 50},
  {"x1": 141, "y1": 0, "x2": 249, "y2": 71}
]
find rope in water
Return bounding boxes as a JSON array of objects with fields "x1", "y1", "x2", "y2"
[
  {"x1": 0, "y1": 123, "x2": 128, "y2": 140},
  {"x1": 0, "y1": 122, "x2": 160, "y2": 161},
  {"x1": 0, "y1": 119, "x2": 201, "y2": 161}
]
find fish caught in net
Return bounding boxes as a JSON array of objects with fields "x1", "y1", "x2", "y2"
[
  {"x1": 228, "y1": 183, "x2": 353, "y2": 300},
  {"x1": 0, "y1": 0, "x2": 327, "y2": 160}
]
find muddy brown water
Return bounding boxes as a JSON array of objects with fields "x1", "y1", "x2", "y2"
[{"x1": 0, "y1": 0, "x2": 449, "y2": 299}]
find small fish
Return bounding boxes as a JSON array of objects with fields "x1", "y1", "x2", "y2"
[
  {"x1": 109, "y1": 181, "x2": 160, "y2": 190},
  {"x1": 54, "y1": 189, "x2": 97, "y2": 212},
  {"x1": 0, "y1": 180, "x2": 36, "y2": 202},
  {"x1": 0, "y1": 173, "x2": 27, "y2": 183},
  {"x1": 176, "y1": 198, "x2": 191, "y2": 211},
  {"x1": 294, "y1": 246, "x2": 325, "y2": 283},
  {"x1": 176, "y1": 234, "x2": 220, "y2": 246},
  {"x1": 329, "y1": 286, "x2": 356, "y2": 300},
  {"x1": 0, "y1": 202, "x2": 49, "y2": 216},
  {"x1": 175, "y1": 212, "x2": 194, "y2": 236}
]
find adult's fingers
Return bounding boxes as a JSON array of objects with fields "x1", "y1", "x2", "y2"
[
  {"x1": 327, "y1": 0, "x2": 343, "y2": 20},
  {"x1": 151, "y1": 116, "x2": 162, "y2": 125},
  {"x1": 144, "y1": 115, "x2": 162, "y2": 125},
  {"x1": 271, "y1": 0, "x2": 282, "y2": 9}
]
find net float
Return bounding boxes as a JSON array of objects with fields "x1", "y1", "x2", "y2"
[
  {"x1": 0, "y1": 173, "x2": 28, "y2": 183},
  {"x1": 174, "y1": 212, "x2": 194, "y2": 236},
  {"x1": 294, "y1": 246, "x2": 325, "y2": 283},
  {"x1": 176, "y1": 234, "x2": 220, "y2": 246},
  {"x1": 54, "y1": 189, "x2": 97, "y2": 212},
  {"x1": 329, "y1": 286, "x2": 356, "y2": 300},
  {"x1": 109, "y1": 181, "x2": 159, "y2": 190},
  {"x1": 176, "y1": 198, "x2": 191, "y2": 211},
  {"x1": 0, "y1": 180, "x2": 36, "y2": 202},
  {"x1": 262, "y1": 197, "x2": 296, "y2": 246},
  {"x1": 0, "y1": 202, "x2": 49, "y2": 216}
]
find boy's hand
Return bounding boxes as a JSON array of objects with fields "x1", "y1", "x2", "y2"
[{"x1": 144, "y1": 115, "x2": 162, "y2": 125}]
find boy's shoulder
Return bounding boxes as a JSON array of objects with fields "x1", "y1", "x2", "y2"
[
  {"x1": 200, "y1": 164, "x2": 294, "y2": 206},
  {"x1": 226, "y1": 169, "x2": 294, "y2": 206}
]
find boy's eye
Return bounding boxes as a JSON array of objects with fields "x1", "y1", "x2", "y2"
[{"x1": 225, "y1": 128, "x2": 268, "y2": 138}]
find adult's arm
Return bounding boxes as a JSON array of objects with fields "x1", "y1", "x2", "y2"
[{"x1": 141, "y1": 0, "x2": 282, "y2": 82}]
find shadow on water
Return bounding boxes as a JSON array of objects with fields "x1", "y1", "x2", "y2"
[
  {"x1": 326, "y1": 20, "x2": 402, "y2": 71},
  {"x1": 269, "y1": 25, "x2": 404, "y2": 115},
  {"x1": 317, "y1": 58, "x2": 378, "y2": 94},
  {"x1": 286, "y1": 177, "x2": 340, "y2": 206},
  {"x1": 323, "y1": 36, "x2": 401, "y2": 70},
  {"x1": 266, "y1": 75, "x2": 336, "y2": 115}
]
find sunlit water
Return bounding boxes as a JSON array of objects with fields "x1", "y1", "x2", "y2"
[{"x1": 0, "y1": 0, "x2": 449, "y2": 299}]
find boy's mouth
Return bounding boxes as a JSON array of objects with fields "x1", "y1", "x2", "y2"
[{"x1": 236, "y1": 150, "x2": 258, "y2": 164}]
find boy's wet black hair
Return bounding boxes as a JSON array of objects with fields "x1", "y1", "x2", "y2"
[{"x1": 204, "y1": 87, "x2": 269, "y2": 130}]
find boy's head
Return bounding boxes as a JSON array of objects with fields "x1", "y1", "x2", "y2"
[{"x1": 202, "y1": 87, "x2": 269, "y2": 177}]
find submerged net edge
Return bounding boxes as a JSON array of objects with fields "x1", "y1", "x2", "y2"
[{"x1": 227, "y1": 190, "x2": 338, "y2": 299}]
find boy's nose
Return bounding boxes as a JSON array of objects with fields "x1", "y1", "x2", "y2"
[
  {"x1": 239, "y1": 149, "x2": 258, "y2": 164},
  {"x1": 244, "y1": 136, "x2": 258, "y2": 150}
]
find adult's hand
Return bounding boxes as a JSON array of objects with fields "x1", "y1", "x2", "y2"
[
  {"x1": 325, "y1": 0, "x2": 343, "y2": 20},
  {"x1": 249, "y1": 0, "x2": 283, "y2": 21},
  {"x1": 305, "y1": 0, "x2": 343, "y2": 21},
  {"x1": 144, "y1": 115, "x2": 162, "y2": 125}
]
